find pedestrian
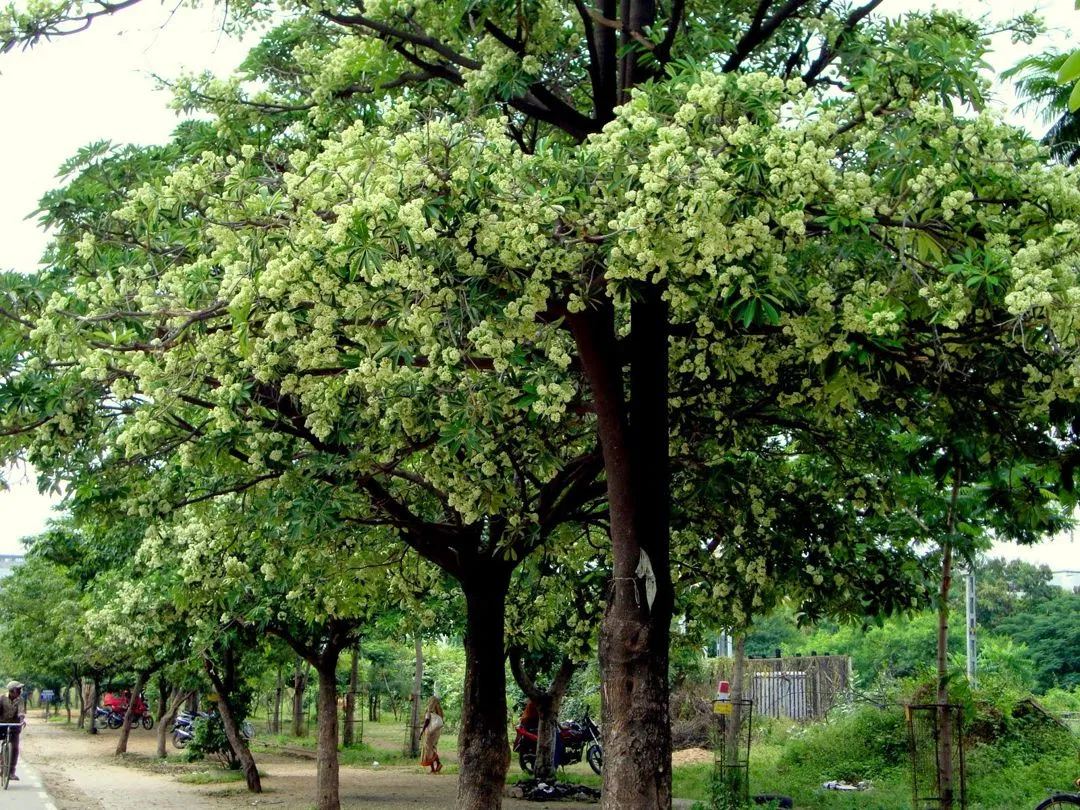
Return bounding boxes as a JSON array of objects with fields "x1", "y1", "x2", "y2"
[
  {"x1": 419, "y1": 696, "x2": 444, "y2": 774},
  {"x1": 0, "y1": 681, "x2": 26, "y2": 780}
]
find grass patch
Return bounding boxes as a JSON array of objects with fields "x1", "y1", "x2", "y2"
[
  {"x1": 339, "y1": 742, "x2": 412, "y2": 767},
  {"x1": 176, "y1": 769, "x2": 248, "y2": 785},
  {"x1": 670, "y1": 702, "x2": 1080, "y2": 810}
]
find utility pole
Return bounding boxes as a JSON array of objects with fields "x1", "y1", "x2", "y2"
[{"x1": 965, "y1": 567, "x2": 977, "y2": 688}]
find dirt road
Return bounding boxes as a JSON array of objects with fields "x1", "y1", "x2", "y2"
[{"x1": 20, "y1": 718, "x2": 597, "y2": 809}]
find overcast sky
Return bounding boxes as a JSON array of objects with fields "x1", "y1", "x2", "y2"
[{"x1": 0, "y1": 0, "x2": 1077, "y2": 586}]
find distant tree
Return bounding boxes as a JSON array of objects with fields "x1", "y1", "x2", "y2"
[
  {"x1": 966, "y1": 556, "x2": 1060, "y2": 631},
  {"x1": 996, "y1": 591, "x2": 1080, "y2": 690}
]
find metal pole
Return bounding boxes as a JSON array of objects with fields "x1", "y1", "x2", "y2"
[{"x1": 965, "y1": 568, "x2": 977, "y2": 688}]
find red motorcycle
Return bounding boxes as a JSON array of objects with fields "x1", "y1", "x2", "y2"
[
  {"x1": 512, "y1": 707, "x2": 603, "y2": 775},
  {"x1": 101, "y1": 692, "x2": 154, "y2": 730}
]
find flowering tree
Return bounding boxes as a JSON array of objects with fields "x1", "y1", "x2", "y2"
[
  {"x1": 7, "y1": 3, "x2": 1080, "y2": 808},
  {"x1": 149, "y1": 490, "x2": 420, "y2": 810}
]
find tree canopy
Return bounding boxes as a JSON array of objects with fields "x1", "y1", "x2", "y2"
[{"x1": 5, "y1": 1, "x2": 1080, "y2": 808}]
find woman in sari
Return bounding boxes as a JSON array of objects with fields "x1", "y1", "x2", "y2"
[{"x1": 419, "y1": 696, "x2": 445, "y2": 773}]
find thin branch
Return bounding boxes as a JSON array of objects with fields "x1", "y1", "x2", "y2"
[
  {"x1": 2, "y1": 0, "x2": 143, "y2": 53},
  {"x1": 802, "y1": 0, "x2": 885, "y2": 84}
]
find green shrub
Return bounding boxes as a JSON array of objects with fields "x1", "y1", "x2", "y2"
[{"x1": 777, "y1": 703, "x2": 908, "y2": 783}]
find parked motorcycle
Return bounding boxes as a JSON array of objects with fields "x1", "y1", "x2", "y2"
[
  {"x1": 95, "y1": 704, "x2": 154, "y2": 730},
  {"x1": 170, "y1": 710, "x2": 254, "y2": 749},
  {"x1": 170, "y1": 710, "x2": 205, "y2": 748},
  {"x1": 513, "y1": 707, "x2": 603, "y2": 775},
  {"x1": 97, "y1": 692, "x2": 154, "y2": 730}
]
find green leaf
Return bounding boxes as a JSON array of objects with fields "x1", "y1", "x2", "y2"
[
  {"x1": 1069, "y1": 78, "x2": 1080, "y2": 113},
  {"x1": 1058, "y1": 50, "x2": 1080, "y2": 84}
]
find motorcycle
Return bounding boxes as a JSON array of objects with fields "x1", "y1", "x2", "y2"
[
  {"x1": 95, "y1": 705, "x2": 155, "y2": 730},
  {"x1": 513, "y1": 707, "x2": 603, "y2": 776},
  {"x1": 170, "y1": 710, "x2": 206, "y2": 749},
  {"x1": 98, "y1": 693, "x2": 154, "y2": 730},
  {"x1": 170, "y1": 710, "x2": 254, "y2": 749}
]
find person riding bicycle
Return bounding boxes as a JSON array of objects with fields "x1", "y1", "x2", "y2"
[{"x1": 0, "y1": 681, "x2": 26, "y2": 781}]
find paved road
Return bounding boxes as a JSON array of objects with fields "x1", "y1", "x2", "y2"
[{"x1": 0, "y1": 760, "x2": 58, "y2": 810}]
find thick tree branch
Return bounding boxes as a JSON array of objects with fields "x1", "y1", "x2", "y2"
[{"x1": 723, "y1": 0, "x2": 813, "y2": 74}]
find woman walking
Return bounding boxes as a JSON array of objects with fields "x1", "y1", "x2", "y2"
[{"x1": 419, "y1": 696, "x2": 444, "y2": 774}]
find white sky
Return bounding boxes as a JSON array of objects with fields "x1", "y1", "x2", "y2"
[{"x1": 0, "y1": 0, "x2": 1077, "y2": 585}]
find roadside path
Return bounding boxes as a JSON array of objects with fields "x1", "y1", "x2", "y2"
[
  {"x1": 19, "y1": 719, "x2": 220, "y2": 809},
  {"x1": 0, "y1": 760, "x2": 59, "y2": 810}
]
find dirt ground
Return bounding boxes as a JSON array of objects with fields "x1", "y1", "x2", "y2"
[{"x1": 20, "y1": 717, "x2": 600, "y2": 809}]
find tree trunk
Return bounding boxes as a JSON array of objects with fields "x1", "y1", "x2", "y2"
[
  {"x1": 65, "y1": 682, "x2": 72, "y2": 723},
  {"x1": 383, "y1": 674, "x2": 399, "y2": 721},
  {"x1": 89, "y1": 677, "x2": 100, "y2": 735},
  {"x1": 273, "y1": 665, "x2": 283, "y2": 734},
  {"x1": 115, "y1": 671, "x2": 147, "y2": 755},
  {"x1": 315, "y1": 655, "x2": 343, "y2": 810},
  {"x1": 155, "y1": 674, "x2": 167, "y2": 728},
  {"x1": 457, "y1": 571, "x2": 512, "y2": 810},
  {"x1": 343, "y1": 647, "x2": 358, "y2": 747},
  {"x1": 292, "y1": 657, "x2": 306, "y2": 737},
  {"x1": 510, "y1": 654, "x2": 576, "y2": 781},
  {"x1": 75, "y1": 677, "x2": 85, "y2": 728},
  {"x1": 204, "y1": 657, "x2": 261, "y2": 793},
  {"x1": 571, "y1": 293, "x2": 673, "y2": 810},
  {"x1": 937, "y1": 540, "x2": 955, "y2": 810},
  {"x1": 157, "y1": 689, "x2": 191, "y2": 759},
  {"x1": 720, "y1": 633, "x2": 748, "y2": 802},
  {"x1": 409, "y1": 636, "x2": 423, "y2": 757}
]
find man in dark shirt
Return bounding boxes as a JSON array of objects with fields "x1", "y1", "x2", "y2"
[{"x1": 0, "y1": 681, "x2": 25, "y2": 780}]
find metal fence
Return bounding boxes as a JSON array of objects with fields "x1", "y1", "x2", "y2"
[{"x1": 711, "y1": 655, "x2": 851, "y2": 721}]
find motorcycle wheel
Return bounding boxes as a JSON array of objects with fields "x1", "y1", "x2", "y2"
[
  {"x1": 586, "y1": 743, "x2": 603, "y2": 776},
  {"x1": 107, "y1": 714, "x2": 123, "y2": 730},
  {"x1": 172, "y1": 732, "x2": 188, "y2": 749},
  {"x1": 518, "y1": 751, "x2": 536, "y2": 774},
  {"x1": 141, "y1": 714, "x2": 154, "y2": 730}
]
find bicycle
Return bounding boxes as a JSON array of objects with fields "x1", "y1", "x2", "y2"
[
  {"x1": 1036, "y1": 780, "x2": 1080, "y2": 809},
  {"x1": 1036, "y1": 794, "x2": 1080, "y2": 809},
  {"x1": 0, "y1": 722, "x2": 23, "y2": 789}
]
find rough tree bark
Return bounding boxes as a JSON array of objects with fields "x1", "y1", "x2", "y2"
[
  {"x1": 314, "y1": 652, "x2": 344, "y2": 810},
  {"x1": 457, "y1": 565, "x2": 512, "y2": 810},
  {"x1": 571, "y1": 289, "x2": 674, "y2": 810}
]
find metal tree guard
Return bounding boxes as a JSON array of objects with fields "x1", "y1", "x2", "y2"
[
  {"x1": 906, "y1": 703, "x2": 966, "y2": 810},
  {"x1": 713, "y1": 694, "x2": 753, "y2": 809}
]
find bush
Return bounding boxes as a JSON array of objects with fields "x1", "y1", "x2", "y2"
[
  {"x1": 777, "y1": 703, "x2": 908, "y2": 783},
  {"x1": 185, "y1": 712, "x2": 239, "y2": 769}
]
